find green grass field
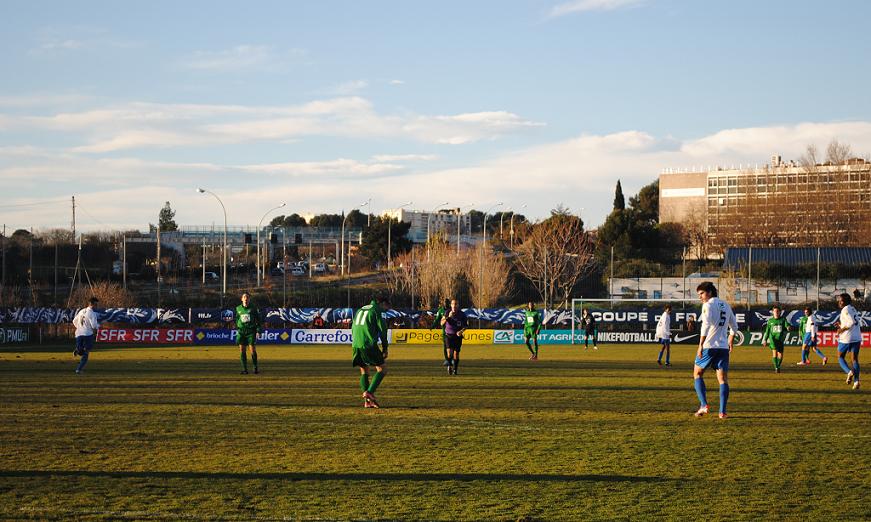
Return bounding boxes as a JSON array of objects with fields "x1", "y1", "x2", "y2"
[{"x1": 1, "y1": 342, "x2": 869, "y2": 521}]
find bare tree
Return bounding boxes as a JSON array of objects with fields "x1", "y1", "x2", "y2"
[
  {"x1": 514, "y1": 213, "x2": 596, "y2": 307},
  {"x1": 466, "y1": 243, "x2": 512, "y2": 308}
]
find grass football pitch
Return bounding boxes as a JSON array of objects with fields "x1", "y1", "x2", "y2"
[{"x1": 1, "y1": 342, "x2": 869, "y2": 521}]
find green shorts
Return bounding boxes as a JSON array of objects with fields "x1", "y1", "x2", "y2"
[
  {"x1": 352, "y1": 344, "x2": 385, "y2": 367},
  {"x1": 524, "y1": 329, "x2": 538, "y2": 340},
  {"x1": 237, "y1": 331, "x2": 257, "y2": 347},
  {"x1": 768, "y1": 342, "x2": 785, "y2": 352}
]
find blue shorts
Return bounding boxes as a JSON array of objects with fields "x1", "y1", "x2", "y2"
[
  {"x1": 837, "y1": 341, "x2": 861, "y2": 356},
  {"x1": 75, "y1": 335, "x2": 95, "y2": 353},
  {"x1": 659, "y1": 338, "x2": 671, "y2": 346},
  {"x1": 695, "y1": 348, "x2": 729, "y2": 371},
  {"x1": 803, "y1": 333, "x2": 817, "y2": 347}
]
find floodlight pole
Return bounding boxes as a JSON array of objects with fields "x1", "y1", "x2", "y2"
[
  {"x1": 427, "y1": 201, "x2": 449, "y2": 261},
  {"x1": 198, "y1": 188, "x2": 228, "y2": 300},
  {"x1": 257, "y1": 203, "x2": 286, "y2": 287}
]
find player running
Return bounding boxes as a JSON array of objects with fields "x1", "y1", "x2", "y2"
[
  {"x1": 72, "y1": 297, "x2": 101, "y2": 374},
  {"x1": 836, "y1": 293, "x2": 862, "y2": 390},
  {"x1": 352, "y1": 295, "x2": 391, "y2": 408},
  {"x1": 797, "y1": 307, "x2": 827, "y2": 366},
  {"x1": 432, "y1": 298, "x2": 450, "y2": 367},
  {"x1": 523, "y1": 302, "x2": 542, "y2": 360},
  {"x1": 441, "y1": 299, "x2": 468, "y2": 375},
  {"x1": 656, "y1": 304, "x2": 672, "y2": 366},
  {"x1": 692, "y1": 282, "x2": 738, "y2": 419},
  {"x1": 762, "y1": 305, "x2": 790, "y2": 373},
  {"x1": 581, "y1": 308, "x2": 598, "y2": 349},
  {"x1": 235, "y1": 292, "x2": 262, "y2": 374}
]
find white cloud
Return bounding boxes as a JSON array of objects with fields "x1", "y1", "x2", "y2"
[
  {"x1": 330, "y1": 80, "x2": 369, "y2": 95},
  {"x1": 389, "y1": 79, "x2": 405, "y2": 85},
  {"x1": 371, "y1": 154, "x2": 438, "y2": 162},
  {"x1": 5, "y1": 97, "x2": 541, "y2": 151},
  {"x1": 549, "y1": 0, "x2": 645, "y2": 18},
  {"x1": 238, "y1": 159, "x2": 403, "y2": 177},
  {"x1": 180, "y1": 45, "x2": 295, "y2": 71}
]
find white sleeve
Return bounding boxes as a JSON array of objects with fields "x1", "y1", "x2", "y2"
[
  {"x1": 72, "y1": 309, "x2": 83, "y2": 329},
  {"x1": 841, "y1": 308, "x2": 855, "y2": 329},
  {"x1": 664, "y1": 315, "x2": 671, "y2": 331},
  {"x1": 729, "y1": 309, "x2": 739, "y2": 334},
  {"x1": 699, "y1": 303, "x2": 714, "y2": 339},
  {"x1": 89, "y1": 310, "x2": 101, "y2": 329}
]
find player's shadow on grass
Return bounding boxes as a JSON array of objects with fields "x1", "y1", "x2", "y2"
[{"x1": 0, "y1": 470, "x2": 679, "y2": 484}]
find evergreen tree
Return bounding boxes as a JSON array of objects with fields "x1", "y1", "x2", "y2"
[
  {"x1": 158, "y1": 201, "x2": 178, "y2": 231},
  {"x1": 613, "y1": 180, "x2": 625, "y2": 210}
]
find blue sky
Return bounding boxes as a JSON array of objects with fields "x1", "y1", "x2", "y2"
[{"x1": 2, "y1": 0, "x2": 871, "y2": 231}]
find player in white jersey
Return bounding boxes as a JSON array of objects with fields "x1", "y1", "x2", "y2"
[
  {"x1": 656, "y1": 304, "x2": 672, "y2": 366},
  {"x1": 692, "y1": 282, "x2": 738, "y2": 419},
  {"x1": 72, "y1": 297, "x2": 101, "y2": 374},
  {"x1": 836, "y1": 293, "x2": 862, "y2": 390}
]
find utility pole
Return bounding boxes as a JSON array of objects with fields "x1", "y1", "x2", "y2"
[
  {"x1": 123, "y1": 235, "x2": 128, "y2": 290},
  {"x1": 54, "y1": 243, "x2": 58, "y2": 305},
  {"x1": 201, "y1": 238, "x2": 206, "y2": 285},
  {"x1": 156, "y1": 224, "x2": 161, "y2": 306},
  {"x1": 1, "y1": 224, "x2": 5, "y2": 302},
  {"x1": 71, "y1": 196, "x2": 76, "y2": 242},
  {"x1": 29, "y1": 227, "x2": 34, "y2": 304}
]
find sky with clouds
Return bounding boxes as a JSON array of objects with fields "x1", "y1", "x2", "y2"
[{"x1": 2, "y1": 0, "x2": 871, "y2": 232}]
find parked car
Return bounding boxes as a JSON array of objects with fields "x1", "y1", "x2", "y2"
[
  {"x1": 313, "y1": 263, "x2": 327, "y2": 274},
  {"x1": 270, "y1": 268, "x2": 285, "y2": 276},
  {"x1": 204, "y1": 271, "x2": 219, "y2": 281},
  {"x1": 290, "y1": 266, "x2": 306, "y2": 276}
]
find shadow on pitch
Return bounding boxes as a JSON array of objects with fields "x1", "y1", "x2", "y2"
[{"x1": 0, "y1": 469, "x2": 678, "y2": 484}]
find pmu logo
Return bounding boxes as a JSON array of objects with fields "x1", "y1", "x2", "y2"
[
  {"x1": 494, "y1": 330, "x2": 514, "y2": 344},
  {"x1": 221, "y1": 309, "x2": 235, "y2": 322}
]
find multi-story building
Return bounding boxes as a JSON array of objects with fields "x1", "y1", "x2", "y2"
[
  {"x1": 660, "y1": 155, "x2": 871, "y2": 247},
  {"x1": 381, "y1": 208, "x2": 473, "y2": 244}
]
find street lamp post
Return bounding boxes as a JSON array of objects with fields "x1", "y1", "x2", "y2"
[
  {"x1": 426, "y1": 201, "x2": 449, "y2": 260},
  {"x1": 197, "y1": 188, "x2": 228, "y2": 300},
  {"x1": 479, "y1": 202, "x2": 503, "y2": 324},
  {"x1": 257, "y1": 203, "x2": 286, "y2": 287},
  {"x1": 388, "y1": 201, "x2": 412, "y2": 269},
  {"x1": 509, "y1": 203, "x2": 527, "y2": 250},
  {"x1": 340, "y1": 202, "x2": 368, "y2": 276},
  {"x1": 457, "y1": 203, "x2": 475, "y2": 255}
]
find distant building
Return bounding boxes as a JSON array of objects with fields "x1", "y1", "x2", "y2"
[
  {"x1": 382, "y1": 208, "x2": 472, "y2": 244},
  {"x1": 660, "y1": 155, "x2": 871, "y2": 247}
]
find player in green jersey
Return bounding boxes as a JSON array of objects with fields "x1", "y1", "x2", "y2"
[
  {"x1": 762, "y1": 305, "x2": 790, "y2": 373},
  {"x1": 523, "y1": 302, "x2": 542, "y2": 360},
  {"x1": 235, "y1": 292, "x2": 262, "y2": 374},
  {"x1": 432, "y1": 298, "x2": 450, "y2": 366},
  {"x1": 352, "y1": 295, "x2": 390, "y2": 408}
]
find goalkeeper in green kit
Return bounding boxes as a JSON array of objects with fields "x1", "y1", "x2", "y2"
[
  {"x1": 353, "y1": 295, "x2": 391, "y2": 408},
  {"x1": 762, "y1": 305, "x2": 790, "y2": 373},
  {"x1": 523, "y1": 301, "x2": 542, "y2": 360},
  {"x1": 235, "y1": 292, "x2": 262, "y2": 374}
]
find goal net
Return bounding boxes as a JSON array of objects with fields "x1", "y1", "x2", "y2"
[{"x1": 570, "y1": 298, "x2": 701, "y2": 345}]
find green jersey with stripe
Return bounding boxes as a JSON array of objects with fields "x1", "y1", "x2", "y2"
[
  {"x1": 523, "y1": 309, "x2": 542, "y2": 333},
  {"x1": 763, "y1": 317, "x2": 789, "y2": 345},
  {"x1": 352, "y1": 300, "x2": 388, "y2": 349},
  {"x1": 235, "y1": 305, "x2": 261, "y2": 335}
]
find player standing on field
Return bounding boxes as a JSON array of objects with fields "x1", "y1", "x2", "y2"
[
  {"x1": 762, "y1": 305, "x2": 789, "y2": 373},
  {"x1": 352, "y1": 295, "x2": 390, "y2": 408},
  {"x1": 72, "y1": 297, "x2": 101, "y2": 374},
  {"x1": 235, "y1": 292, "x2": 262, "y2": 374},
  {"x1": 692, "y1": 282, "x2": 738, "y2": 419},
  {"x1": 797, "y1": 307, "x2": 827, "y2": 366},
  {"x1": 432, "y1": 298, "x2": 450, "y2": 367},
  {"x1": 835, "y1": 293, "x2": 862, "y2": 390},
  {"x1": 656, "y1": 304, "x2": 672, "y2": 366},
  {"x1": 441, "y1": 299, "x2": 468, "y2": 375},
  {"x1": 581, "y1": 308, "x2": 598, "y2": 349},
  {"x1": 523, "y1": 302, "x2": 542, "y2": 360}
]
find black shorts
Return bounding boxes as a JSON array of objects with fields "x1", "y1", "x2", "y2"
[{"x1": 446, "y1": 334, "x2": 463, "y2": 351}]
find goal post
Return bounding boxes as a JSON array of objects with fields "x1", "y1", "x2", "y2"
[{"x1": 570, "y1": 298, "x2": 700, "y2": 345}]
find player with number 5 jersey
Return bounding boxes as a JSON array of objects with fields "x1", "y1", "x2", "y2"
[{"x1": 692, "y1": 281, "x2": 738, "y2": 419}]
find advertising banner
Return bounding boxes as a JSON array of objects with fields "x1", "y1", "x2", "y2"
[
  {"x1": 492, "y1": 330, "x2": 702, "y2": 345},
  {"x1": 391, "y1": 329, "x2": 493, "y2": 345},
  {"x1": 0, "y1": 326, "x2": 30, "y2": 344},
  {"x1": 192, "y1": 329, "x2": 294, "y2": 345},
  {"x1": 96, "y1": 328, "x2": 195, "y2": 344},
  {"x1": 289, "y1": 328, "x2": 353, "y2": 345}
]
